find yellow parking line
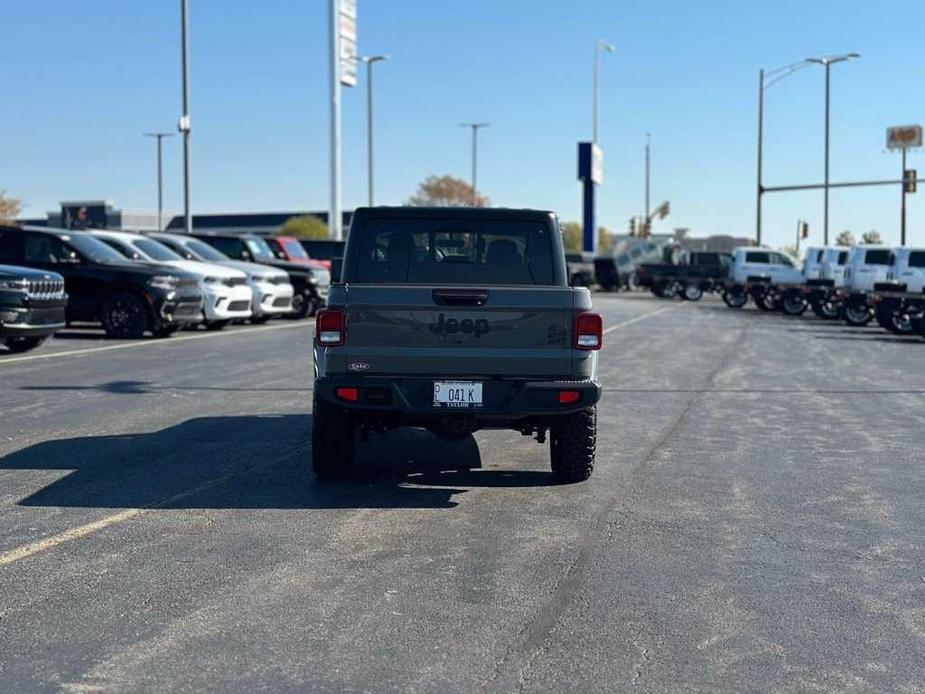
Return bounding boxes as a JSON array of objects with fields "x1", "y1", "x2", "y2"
[
  {"x1": 0, "y1": 467, "x2": 246, "y2": 568},
  {"x1": 0, "y1": 320, "x2": 314, "y2": 366},
  {"x1": 603, "y1": 306, "x2": 677, "y2": 336},
  {"x1": 0, "y1": 509, "x2": 142, "y2": 567}
]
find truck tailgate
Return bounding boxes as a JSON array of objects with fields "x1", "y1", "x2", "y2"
[{"x1": 344, "y1": 285, "x2": 574, "y2": 377}]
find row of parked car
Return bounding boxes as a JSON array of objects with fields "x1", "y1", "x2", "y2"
[
  {"x1": 0, "y1": 225, "x2": 340, "y2": 352},
  {"x1": 642, "y1": 242, "x2": 925, "y2": 338}
]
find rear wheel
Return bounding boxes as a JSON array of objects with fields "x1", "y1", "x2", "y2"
[
  {"x1": 311, "y1": 393, "x2": 356, "y2": 480},
  {"x1": 844, "y1": 303, "x2": 872, "y2": 327},
  {"x1": 550, "y1": 406, "x2": 596, "y2": 483},
  {"x1": 681, "y1": 284, "x2": 703, "y2": 301},
  {"x1": 887, "y1": 312, "x2": 914, "y2": 335},
  {"x1": 754, "y1": 292, "x2": 779, "y2": 312},
  {"x1": 811, "y1": 299, "x2": 840, "y2": 320},
  {"x1": 722, "y1": 289, "x2": 748, "y2": 308},
  {"x1": 781, "y1": 294, "x2": 807, "y2": 316},
  {"x1": 4, "y1": 336, "x2": 47, "y2": 353},
  {"x1": 100, "y1": 293, "x2": 149, "y2": 339}
]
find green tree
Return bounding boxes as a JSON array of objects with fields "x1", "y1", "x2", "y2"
[
  {"x1": 281, "y1": 215, "x2": 329, "y2": 239},
  {"x1": 0, "y1": 191, "x2": 22, "y2": 225},
  {"x1": 861, "y1": 230, "x2": 883, "y2": 245},
  {"x1": 407, "y1": 175, "x2": 488, "y2": 207},
  {"x1": 597, "y1": 226, "x2": 613, "y2": 252},
  {"x1": 835, "y1": 230, "x2": 855, "y2": 246}
]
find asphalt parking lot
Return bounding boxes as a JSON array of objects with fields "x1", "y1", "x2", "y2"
[{"x1": 1, "y1": 295, "x2": 924, "y2": 693}]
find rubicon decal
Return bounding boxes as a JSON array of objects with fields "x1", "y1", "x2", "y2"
[{"x1": 428, "y1": 313, "x2": 490, "y2": 338}]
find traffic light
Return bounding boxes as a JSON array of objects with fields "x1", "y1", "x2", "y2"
[
  {"x1": 628, "y1": 217, "x2": 637, "y2": 236},
  {"x1": 905, "y1": 169, "x2": 917, "y2": 194},
  {"x1": 800, "y1": 221, "x2": 809, "y2": 239}
]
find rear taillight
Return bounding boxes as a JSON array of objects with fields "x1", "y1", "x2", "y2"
[
  {"x1": 573, "y1": 312, "x2": 603, "y2": 350},
  {"x1": 315, "y1": 309, "x2": 345, "y2": 346}
]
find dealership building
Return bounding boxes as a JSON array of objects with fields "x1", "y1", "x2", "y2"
[{"x1": 20, "y1": 200, "x2": 349, "y2": 235}]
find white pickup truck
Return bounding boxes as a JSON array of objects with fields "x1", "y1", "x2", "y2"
[
  {"x1": 802, "y1": 246, "x2": 850, "y2": 319},
  {"x1": 725, "y1": 247, "x2": 804, "y2": 313},
  {"x1": 841, "y1": 246, "x2": 894, "y2": 326},
  {"x1": 868, "y1": 248, "x2": 925, "y2": 335}
]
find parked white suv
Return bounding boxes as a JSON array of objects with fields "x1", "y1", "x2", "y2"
[
  {"x1": 90, "y1": 230, "x2": 252, "y2": 329},
  {"x1": 151, "y1": 232, "x2": 294, "y2": 322}
]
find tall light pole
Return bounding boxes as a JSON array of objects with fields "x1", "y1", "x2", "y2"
[
  {"x1": 756, "y1": 59, "x2": 816, "y2": 246},
  {"x1": 178, "y1": 0, "x2": 192, "y2": 234},
  {"x1": 592, "y1": 39, "x2": 615, "y2": 144},
  {"x1": 143, "y1": 132, "x2": 174, "y2": 230},
  {"x1": 645, "y1": 133, "x2": 651, "y2": 221},
  {"x1": 358, "y1": 55, "x2": 389, "y2": 206},
  {"x1": 460, "y1": 123, "x2": 490, "y2": 205},
  {"x1": 807, "y1": 53, "x2": 860, "y2": 245}
]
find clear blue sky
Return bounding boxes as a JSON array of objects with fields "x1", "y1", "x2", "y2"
[{"x1": 5, "y1": 0, "x2": 924, "y2": 249}]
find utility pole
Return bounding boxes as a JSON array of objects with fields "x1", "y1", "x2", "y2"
[
  {"x1": 329, "y1": 0, "x2": 342, "y2": 239},
  {"x1": 756, "y1": 68, "x2": 764, "y2": 246},
  {"x1": 143, "y1": 132, "x2": 174, "y2": 230},
  {"x1": 359, "y1": 55, "x2": 388, "y2": 206},
  {"x1": 645, "y1": 133, "x2": 651, "y2": 221},
  {"x1": 807, "y1": 53, "x2": 861, "y2": 245},
  {"x1": 179, "y1": 0, "x2": 192, "y2": 234},
  {"x1": 460, "y1": 123, "x2": 489, "y2": 205},
  {"x1": 901, "y1": 148, "x2": 907, "y2": 246},
  {"x1": 592, "y1": 39, "x2": 615, "y2": 144}
]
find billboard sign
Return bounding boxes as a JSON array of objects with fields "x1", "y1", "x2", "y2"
[
  {"x1": 577, "y1": 142, "x2": 603, "y2": 184},
  {"x1": 886, "y1": 125, "x2": 922, "y2": 150},
  {"x1": 339, "y1": 0, "x2": 358, "y2": 87}
]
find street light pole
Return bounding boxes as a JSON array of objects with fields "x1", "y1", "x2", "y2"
[
  {"x1": 143, "y1": 132, "x2": 174, "y2": 230},
  {"x1": 592, "y1": 39, "x2": 615, "y2": 144},
  {"x1": 645, "y1": 133, "x2": 651, "y2": 221},
  {"x1": 756, "y1": 68, "x2": 764, "y2": 246},
  {"x1": 807, "y1": 53, "x2": 860, "y2": 245},
  {"x1": 358, "y1": 55, "x2": 389, "y2": 207},
  {"x1": 179, "y1": 0, "x2": 192, "y2": 234},
  {"x1": 460, "y1": 123, "x2": 490, "y2": 205}
]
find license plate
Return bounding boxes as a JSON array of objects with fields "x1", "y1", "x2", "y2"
[{"x1": 433, "y1": 381, "x2": 482, "y2": 408}]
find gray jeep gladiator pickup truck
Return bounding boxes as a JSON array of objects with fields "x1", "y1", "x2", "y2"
[{"x1": 312, "y1": 207, "x2": 603, "y2": 483}]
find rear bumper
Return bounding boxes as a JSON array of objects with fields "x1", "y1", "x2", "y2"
[{"x1": 315, "y1": 375, "x2": 601, "y2": 422}]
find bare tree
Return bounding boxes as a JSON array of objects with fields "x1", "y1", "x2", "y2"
[
  {"x1": 407, "y1": 175, "x2": 488, "y2": 207},
  {"x1": 0, "y1": 191, "x2": 22, "y2": 225}
]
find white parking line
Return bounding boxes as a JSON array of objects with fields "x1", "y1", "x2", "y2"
[
  {"x1": 0, "y1": 320, "x2": 314, "y2": 366},
  {"x1": 603, "y1": 306, "x2": 678, "y2": 336}
]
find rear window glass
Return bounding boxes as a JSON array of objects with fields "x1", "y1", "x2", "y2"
[
  {"x1": 353, "y1": 219, "x2": 556, "y2": 285},
  {"x1": 745, "y1": 251, "x2": 770, "y2": 263},
  {"x1": 908, "y1": 251, "x2": 925, "y2": 268},
  {"x1": 864, "y1": 249, "x2": 891, "y2": 265}
]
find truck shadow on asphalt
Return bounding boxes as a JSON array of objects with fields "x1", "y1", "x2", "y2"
[{"x1": 0, "y1": 415, "x2": 554, "y2": 511}]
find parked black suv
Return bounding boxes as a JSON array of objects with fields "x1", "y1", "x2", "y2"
[
  {"x1": 0, "y1": 226, "x2": 203, "y2": 339},
  {"x1": 0, "y1": 264, "x2": 68, "y2": 352},
  {"x1": 193, "y1": 233, "x2": 329, "y2": 318}
]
